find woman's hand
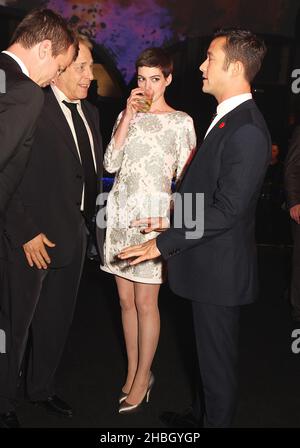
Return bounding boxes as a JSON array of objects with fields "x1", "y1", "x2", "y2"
[
  {"x1": 112, "y1": 87, "x2": 145, "y2": 150},
  {"x1": 123, "y1": 88, "x2": 145, "y2": 120}
]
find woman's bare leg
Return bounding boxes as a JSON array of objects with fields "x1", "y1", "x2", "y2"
[
  {"x1": 115, "y1": 275, "x2": 138, "y2": 393},
  {"x1": 125, "y1": 282, "x2": 160, "y2": 404}
]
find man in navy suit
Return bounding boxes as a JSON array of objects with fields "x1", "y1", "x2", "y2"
[{"x1": 118, "y1": 29, "x2": 271, "y2": 427}]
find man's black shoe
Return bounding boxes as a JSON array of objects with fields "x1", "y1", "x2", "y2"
[
  {"x1": 0, "y1": 411, "x2": 21, "y2": 428},
  {"x1": 160, "y1": 408, "x2": 200, "y2": 428},
  {"x1": 31, "y1": 395, "x2": 73, "y2": 418}
]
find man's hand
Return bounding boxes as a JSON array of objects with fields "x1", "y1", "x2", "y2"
[
  {"x1": 23, "y1": 233, "x2": 56, "y2": 269},
  {"x1": 118, "y1": 238, "x2": 161, "y2": 265},
  {"x1": 130, "y1": 217, "x2": 169, "y2": 234},
  {"x1": 290, "y1": 204, "x2": 300, "y2": 224}
]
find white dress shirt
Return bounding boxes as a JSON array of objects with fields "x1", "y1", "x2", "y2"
[
  {"x1": 51, "y1": 84, "x2": 97, "y2": 210},
  {"x1": 1, "y1": 50, "x2": 29, "y2": 76},
  {"x1": 204, "y1": 93, "x2": 252, "y2": 139}
]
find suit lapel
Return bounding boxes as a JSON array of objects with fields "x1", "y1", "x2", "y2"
[
  {"x1": 197, "y1": 99, "x2": 255, "y2": 155},
  {"x1": 175, "y1": 117, "x2": 226, "y2": 192},
  {"x1": 81, "y1": 101, "x2": 102, "y2": 177},
  {"x1": 177, "y1": 99, "x2": 255, "y2": 192},
  {"x1": 43, "y1": 88, "x2": 82, "y2": 165}
]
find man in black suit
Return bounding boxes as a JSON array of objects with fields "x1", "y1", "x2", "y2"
[
  {"x1": 0, "y1": 8, "x2": 77, "y2": 429},
  {"x1": 0, "y1": 36, "x2": 103, "y2": 428},
  {"x1": 284, "y1": 126, "x2": 300, "y2": 321},
  {"x1": 0, "y1": 8, "x2": 77, "y2": 221},
  {"x1": 118, "y1": 29, "x2": 271, "y2": 427}
]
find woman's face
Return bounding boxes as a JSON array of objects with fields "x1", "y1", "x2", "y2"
[{"x1": 137, "y1": 66, "x2": 172, "y2": 103}]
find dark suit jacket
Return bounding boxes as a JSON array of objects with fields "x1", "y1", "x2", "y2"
[
  {"x1": 284, "y1": 125, "x2": 300, "y2": 209},
  {"x1": 3, "y1": 87, "x2": 104, "y2": 267},
  {"x1": 0, "y1": 53, "x2": 44, "y2": 229},
  {"x1": 157, "y1": 99, "x2": 271, "y2": 306}
]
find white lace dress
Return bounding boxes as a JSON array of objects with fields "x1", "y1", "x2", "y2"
[{"x1": 100, "y1": 110, "x2": 196, "y2": 283}]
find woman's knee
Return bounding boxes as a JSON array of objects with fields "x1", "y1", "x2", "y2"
[
  {"x1": 135, "y1": 296, "x2": 158, "y2": 315},
  {"x1": 119, "y1": 293, "x2": 136, "y2": 311}
]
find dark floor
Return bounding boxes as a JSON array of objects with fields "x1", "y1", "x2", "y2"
[{"x1": 14, "y1": 245, "x2": 300, "y2": 428}]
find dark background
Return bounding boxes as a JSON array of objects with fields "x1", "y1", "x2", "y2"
[{"x1": 1, "y1": 0, "x2": 300, "y2": 146}]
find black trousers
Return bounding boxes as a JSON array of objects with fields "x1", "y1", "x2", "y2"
[
  {"x1": 290, "y1": 221, "x2": 300, "y2": 319},
  {"x1": 0, "y1": 224, "x2": 87, "y2": 413},
  {"x1": 191, "y1": 301, "x2": 240, "y2": 428}
]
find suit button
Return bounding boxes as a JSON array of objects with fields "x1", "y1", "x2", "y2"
[
  {"x1": 76, "y1": 174, "x2": 82, "y2": 179},
  {"x1": 76, "y1": 201, "x2": 81, "y2": 206}
]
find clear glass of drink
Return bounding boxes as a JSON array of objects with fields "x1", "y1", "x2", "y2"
[{"x1": 137, "y1": 88, "x2": 154, "y2": 112}]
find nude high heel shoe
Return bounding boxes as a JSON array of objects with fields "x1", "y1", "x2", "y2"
[
  {"x1": 118, "y1": 372, "x2": 155, "y2": 414},
  {"x1": 119, "y1": 390, "x2": 128, "y2": 404}
]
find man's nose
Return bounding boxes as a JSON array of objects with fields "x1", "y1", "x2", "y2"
[
  {"x1": 199, "y1": 59, "x2": 207, "y2": 72},
  {"x1": 87, "y1": 66, "x2": 94, "y2": 80}
]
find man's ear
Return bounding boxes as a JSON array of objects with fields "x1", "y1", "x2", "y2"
[
  {"x1": 231, "y1": 60, "x2": 244, "y2": 77},
  {"x1": 38, "y1": 39, "x2": 52, "y2": 60},
  {"x1": 165, "y1": 73, "x2": 172, "y2": 86}
]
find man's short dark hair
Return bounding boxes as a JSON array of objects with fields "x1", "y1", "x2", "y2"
[
  {"x1": 10, "y1": 8, "x2": 77, "y2": 57},
  {"x1": 214, "y1": 28, "x2": 267, "y2": 82},
  {"x1": 135, "y1": 47, "x2": 173, "y2": 78}
]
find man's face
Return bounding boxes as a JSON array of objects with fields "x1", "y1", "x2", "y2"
[
  {"x1": 54, "y1": 43, "x2": 94, "y2": 100},
  {"x1": 199, "y1": 36, "x2": 231, "y2": 103},
  {"x1": 36, "y1": 43, "x2": 75, "y2": 88}
]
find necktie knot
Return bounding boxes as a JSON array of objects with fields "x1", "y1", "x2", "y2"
[{"x1": 63, "y1": 100, "x2": 79, "y2": 112}]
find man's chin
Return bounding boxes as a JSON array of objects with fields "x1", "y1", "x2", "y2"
[
  {"x1": 77, "y1": 93, "x2": 88, "y2": 100},
  {"x1": 202, "y1": 83, "x2": 212, "y2": 94}
]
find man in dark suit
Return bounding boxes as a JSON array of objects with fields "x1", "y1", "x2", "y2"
[
  {"x1": 118, "y1": 29, "x2": 271, "y2": 427},
  {"x1": 0, "y1": 8, "x2": 77, "y2": 429},
  {"x1": 284, "y1": 126, "x2": 300, "y2": 321},
  {"x1": 0, "y1": 36, "x2": 103, "y2": 428},
  {"x1": 0, "y1": 8, "x2": 77, "y2": 222}
]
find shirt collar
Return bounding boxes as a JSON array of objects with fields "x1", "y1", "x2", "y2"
[
  {"x1": 2, "y1": 51, "x2": 29, "y2": 77},
  {"x1": 51, "y1": 84, "x2": 81, "y2": 107},
  {"x1": 216, "y1": 93, "x2": 252, "y2": 117}
]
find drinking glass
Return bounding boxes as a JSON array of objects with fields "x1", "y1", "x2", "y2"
[{"x1": 137, "y1": 88, "x2": 153, "y2": 112}]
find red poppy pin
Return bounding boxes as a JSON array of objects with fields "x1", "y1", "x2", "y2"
[{"x1": 219, "y1": 122, "x2": 225, "y2": 128}]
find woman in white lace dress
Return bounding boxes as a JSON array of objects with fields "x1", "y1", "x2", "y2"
[{"x1": 101, "y1": 48, "x2": 196, "y2": 413}]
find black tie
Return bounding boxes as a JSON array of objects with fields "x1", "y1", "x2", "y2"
[{"x1": 63, "y1": 100, "x2": 97, "y2": 221}]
